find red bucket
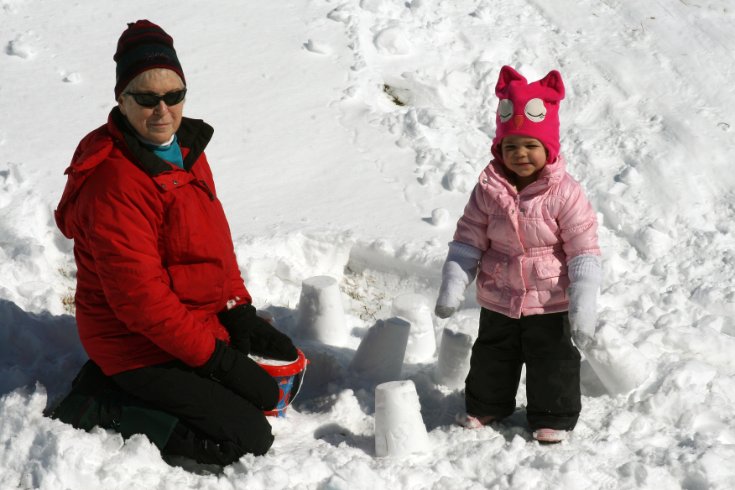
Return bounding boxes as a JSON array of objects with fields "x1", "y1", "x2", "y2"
[{"x1": 254, "y1": 349, "x2": 308, "y2": 417}]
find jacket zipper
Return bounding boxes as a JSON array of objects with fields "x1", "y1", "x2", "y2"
[{"x1": 514, "y1": 195, "x2": 528, "y2": 313}]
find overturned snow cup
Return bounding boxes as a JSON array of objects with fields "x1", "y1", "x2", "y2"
[{"x1": 252, "y1": 349, "x2": 308, "y2": 417}]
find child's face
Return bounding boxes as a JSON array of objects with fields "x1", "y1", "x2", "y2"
[{"x1": 500, "y1": 136, "x2": 548, "y2": 187}]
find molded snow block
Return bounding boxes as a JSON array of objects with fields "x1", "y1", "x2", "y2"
[
  {"x1": 391, "y1": 293, "x2": 436, "y2": 363},
  {"x1": 350, "y1": 317, "x2": 410, "y2": 385},
  {"x1": 297, "y1": 275, "x2": 348, "y2": 346},
  {"x1": 433, "y1": 327, "x2": 473, "y2": 389},
  {"x1": 580, "y1": 323, "x2": 652, "y2": 396},
  {"x1": 374, "y1": 380, "x2": 430, "y2": 457}
]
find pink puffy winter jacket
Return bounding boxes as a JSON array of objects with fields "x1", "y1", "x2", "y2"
[{"x1": 454, "y1": 156, "x2": 600, "y2": 318}]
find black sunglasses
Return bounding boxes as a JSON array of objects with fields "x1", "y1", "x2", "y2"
[{"x1": 124, "y1": 89, "x2": 187, "y2": 108}]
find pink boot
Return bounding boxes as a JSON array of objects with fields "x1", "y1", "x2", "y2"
[
  {"x1": 455, "y1": 413, "x2": 495, "y2": 429},
  {"x1": 532, "y1": 428, "x2": 569, "y2": 443}
]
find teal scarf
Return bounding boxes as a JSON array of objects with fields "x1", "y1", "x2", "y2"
[{"x1": 142, "y1": 135, "x2": 184, "y2": 168}]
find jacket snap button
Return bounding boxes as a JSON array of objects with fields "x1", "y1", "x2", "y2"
[{"x1": 173, "y1": 180, "x2": 178, "y2": 185}]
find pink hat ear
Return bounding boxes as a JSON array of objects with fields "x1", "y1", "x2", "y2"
[
  {"x1": 495, "y1": 65, "x2": 527, "y2": 97},
  {"x1": 538, "y1": 70, "x2": 565, "y2": 101}
]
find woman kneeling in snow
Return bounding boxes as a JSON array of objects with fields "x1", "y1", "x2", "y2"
[{"x1": 51, "y1": 20, "x2": 297, "y2": 466}]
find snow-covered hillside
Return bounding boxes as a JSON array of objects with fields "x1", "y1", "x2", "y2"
[{"x1": 2, "y1": 0, "x2": 735, "y2": 488}]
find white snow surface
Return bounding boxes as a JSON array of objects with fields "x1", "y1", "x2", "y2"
[{"x1": 2, "y1": 0, "x2": 735, "y2": 488}]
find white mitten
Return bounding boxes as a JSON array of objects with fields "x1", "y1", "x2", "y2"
[
  {"x1": 567, "y1": 254, "x2": 602, "y2": 350},
  {"x1": 435, "y1": 241, "x2": 482, "y2": 318}
]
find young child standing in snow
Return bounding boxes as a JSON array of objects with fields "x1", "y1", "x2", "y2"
[{"x1": 435, "y1": 66, "x2": 601, "y2": 443}]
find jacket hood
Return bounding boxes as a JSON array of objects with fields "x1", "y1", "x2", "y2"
[{"x1": 54, "y1": 124, "x2": 115, "y2": 238}]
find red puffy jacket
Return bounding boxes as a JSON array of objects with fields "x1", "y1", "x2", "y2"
[{"x1": 55, "y1": 108, "x2": 251, "y2": 375}]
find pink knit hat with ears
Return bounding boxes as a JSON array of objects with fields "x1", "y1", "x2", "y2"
[{"x1": 491, "y1": 66, "x2": 565, "y2": 163}]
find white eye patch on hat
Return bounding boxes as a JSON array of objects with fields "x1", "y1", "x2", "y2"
[{"x1": 497, "y1": 98, "x2": 547, "y2": 123}]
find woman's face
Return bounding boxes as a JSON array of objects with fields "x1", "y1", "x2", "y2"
[{"x1": 117, "y1": 69, "x2": 185, "y2": 145}]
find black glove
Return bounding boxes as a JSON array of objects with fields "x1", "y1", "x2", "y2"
[
  {"x1": 197, "y1": 340, "x2": 279, "y2": 411},
  {"x1": 217, "y1": 304, "x2": 253, "y2": 354},
  {"x1": 218, "y1": 304, "x2": 298, "y2": 361}
]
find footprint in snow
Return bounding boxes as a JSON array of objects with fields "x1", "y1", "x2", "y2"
[
  {"x1": 5, "y1": 38, "x2": 35, "y2": 59},
  {"x1": 303, "y1": 39, "x2": 332, "y2": 55}
]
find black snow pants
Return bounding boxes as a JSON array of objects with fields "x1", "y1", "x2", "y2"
[
  {"x1": 112, "y1": 361, "x2": 274, "y2": 465},
  {"x1": 465, "y1": 309, "x2": 581, "y2": 431}
]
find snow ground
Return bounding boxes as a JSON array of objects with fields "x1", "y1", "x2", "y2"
[{"x1": 1, "y1": 0, "x2": 735, "y2": 488}]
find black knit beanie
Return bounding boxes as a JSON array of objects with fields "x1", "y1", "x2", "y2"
[{"x1": 113, "y1": 20, "x2": 186, "y2": 99}]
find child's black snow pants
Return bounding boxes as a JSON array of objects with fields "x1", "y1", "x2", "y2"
[{"x1": 465, "y1": 309, "x2": 581, "y2": 431}]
